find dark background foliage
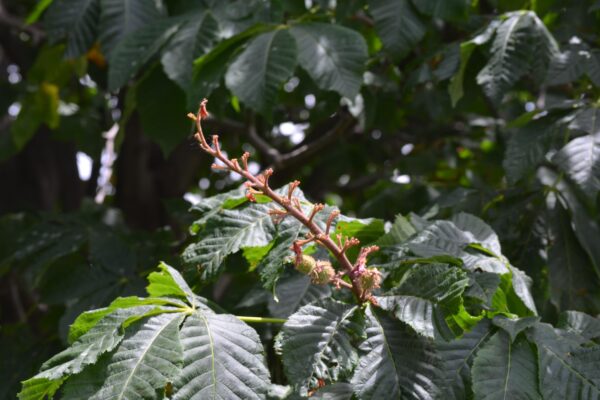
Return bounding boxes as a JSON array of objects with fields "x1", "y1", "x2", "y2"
[{"x1": 1, "y1": 0, "x2": 600, "y2": 397}]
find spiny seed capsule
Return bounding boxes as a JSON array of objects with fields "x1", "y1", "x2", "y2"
[
  {"x1": 296, "y1": 254, "x2": 316, "y2": 275},
  {"x1": 311, "y1": 261, "x2": 335, "y2": 285},
  {"x1": 360, "y1": 268, "x2": 381, "y2": 291}
]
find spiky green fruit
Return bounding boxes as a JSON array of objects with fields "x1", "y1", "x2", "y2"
[{"x1": 296, "y1": 254, "x2": 316, "y2": 275}]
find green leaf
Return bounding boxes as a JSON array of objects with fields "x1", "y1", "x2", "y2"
[
  {"x1": 146, "y1": 262, "x2": 197, "y2": 306},
  {"x1": 19, "y1": 306, "x2": 157, "y2": 399},
  {"x1": 367, "y1": 0, "x2": 425, "y2": 58},
  {"x1": 225, "y1": 29, "x2": 297, "y2": 115},
  {"x1": 276, "y1": 299, "x2": 358, "y2": 395},
  {"x1": 407, "y1": 217, "x2": 508, "y2": 274},
  {"x1": 161, "y1": 11, "x2": 219, "y2": 89},
  {"x1": 136, "y1": 66, "x2": 191, "y2": 155},
  {"x1": 182, "y1": 202, "x2": 277, "y2": 279},
  {"x1": 528, "y1": 322, "x2": 600, "y2": 399},
  {"x1": 258, "y1": 215, "x2": 308, "y2": 290},
  {"x1": 268, "y1": 272, "x2": 331, "y2": 318},
  {"x1": 68, "y1": 297, "x2": 180, "y2": 343},
  {"x1": 88, "y1": 313, "x2": 184, "y2": 399},
  {"x1": 376, "y1": 214, "x2": 417, "y2": 246},
  {"x1": 99, "y1": 0, "x2": 163, "y2": 57},
  {"x1": 464, "y1": 271, "x2": 500, "y2": 309},
  {"x1": 546, "y1": 203, "x2": 600, "y2": 313},
  {"x1": 26, "y1": 0, "x2": 54, "y2": 25},
  {"x1": 290, "y1": 22, "x2": 367, "y2": 98},
  {"x1": 190, "y1": 24, "x2": 275, "y2": 104},
  {"x1": 553, "y1": 132, "x2": 600, "y2": 200},
  {"x1": 448, "y1": 20, "x2": 499, "y2": 106},
  {"x1": 471, "y1": 331, "x2": 540, "y2": 399},
  {"x1": 492, "y1": 316, "x2": 540, "y2": 342},
  {"x1": 43, "y1": 0, "x2": 100, "y2": 57},
  {"x1": 351, "y1": 306, "x2": 443, "y2": 399},
  {"x1": 107, "y1": 19, "x2": 181, "y2": 91},
  {"x1": 557, "y1": 311, "x2": 600, "y2": 341},
  {"x1": 476, "y1": 12, "x2": 558, "y2": 103},
  {"x1": 504, "y1": 117, "x2": 560, "y2": 184},
  {"x1": 436, "y1": 320, "x2": 493, "y2": 400},
  {"x1": 376, "y1": 264, "x2": 470, "y2": 339},
  {"x1": 546, "y1": 44, "x2": 600, "y2": 87},
  {"x1": 451, "y1": 212, "x2": 502, "y2": 256},
  {"x1": 411, "y1": 0, "x2": 470, "y2": 20},
  {"x1": 172, "y1": 311, "x2": 270, "y2": 400},
  {"x1": 568, "y1": 107, "x2": 600, "y2": 135},
  {"x1": 61, "y1": 355, "x2": 110, "y2": 400}
]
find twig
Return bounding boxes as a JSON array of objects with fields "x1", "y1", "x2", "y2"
[{"x1": 189, "y1": 100, "x2": 377, "y2": 302}]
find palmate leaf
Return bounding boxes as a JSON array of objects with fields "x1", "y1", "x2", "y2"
[
  {"x1": 182, "y1": 202, "x2": 277, "y2": 279},
  {"x1": 44, "y1": 0, "x2": 100, "y2": 57},
  {"x1": 476, "y1": 11, "x2": 558, "y2": 104},
  {"x1": 99, "y1": 0, "x2": 164, "y2": 57},
  {"x1": 21, "y1": 263, "x2": 272, "y2": 399},
  {"x1": 351, "y1": 306, "x2": 443, "y2": 400},
  {"x1": 471, "y1": 331, "x2": 540, "y2": 399},
  {"x1": 276, "y1": 299, "x2": 358, "y2": 396},
  {"x1": 527, "y1": 322, "x2": 600, "y2": 399},
  {"x1": 87, "y1": 313, "x2": 184, "y2": 400},
  {"x1": 225, "y1": 29, "x2": 297, "y2": 115},
  {"x1": 290, "y1": 22, "x2": 368, "y2": 99},
  {"x1": 367, "y1": 0, "x2": 425, "y2": 59},
  {"x1": 173, "y1": 311, "x2": 270, "y2": 400},
  {"x1": 376, "y1": 264, "x2": 470, "y2": 339}
]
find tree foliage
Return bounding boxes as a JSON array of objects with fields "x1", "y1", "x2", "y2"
[{"x1": 2, "y1": 0, "x2": 600, "y2": 398}]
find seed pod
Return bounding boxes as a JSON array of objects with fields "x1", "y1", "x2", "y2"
[
  {"x1": 296, "y1": 254, "x2": 316, "y2": 275},
  {"x1": 311, "y1": 261, "x2": 335, "y2": 285},
  {"x1": 360, "y1": 268, "x2": 381, "y2": 291}
]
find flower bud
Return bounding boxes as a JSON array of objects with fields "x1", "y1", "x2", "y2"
[
  {"x1": 311, "y1": 261, "x2": 335, "y2": 285},
  {"x1": 360, "y1": 268, "x2": 381, "y2": 291},
  {"x1": 296, "y1": 254, "x2": 316, "y2": 275}
]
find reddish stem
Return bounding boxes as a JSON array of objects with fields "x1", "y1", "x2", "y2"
[{"x1": 191, "y1": 100, "x2": 371, "y2": 302}]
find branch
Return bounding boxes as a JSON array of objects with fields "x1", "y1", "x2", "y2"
[
  {"x1": 188, "y1": 100, "x2": 378, "y2": 303},
  {"x1": 239, "y1": 111, "x2": 355, "y2": 171},
  {"x1": 273, "y1": 111, "x2": 354, "y2": 170}
]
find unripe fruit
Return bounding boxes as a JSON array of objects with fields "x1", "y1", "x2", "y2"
[
  {"x1": 296, "y1": 254, "x2": 316, "y2": 275},
  {"x1": 360, "y1": 268, "x2": 381, "y2": 291},
  {"x1": 311, "y1": 261, "x2": 335, "y2": 285}
]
